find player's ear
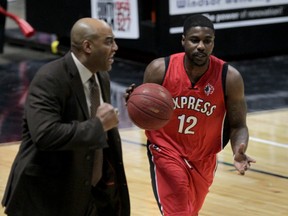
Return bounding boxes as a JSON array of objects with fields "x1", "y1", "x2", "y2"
[{"x1": 181, "y1": 34, "x2": 185, "y2": 47}]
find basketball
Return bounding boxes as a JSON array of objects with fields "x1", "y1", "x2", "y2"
[{"x1": 127, "y1": 83, "x2": 174, "y2": 130}]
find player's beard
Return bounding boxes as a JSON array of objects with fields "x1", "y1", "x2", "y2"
[{"x1": 191, "y1": 54, "x2": 209, "y2": 67}]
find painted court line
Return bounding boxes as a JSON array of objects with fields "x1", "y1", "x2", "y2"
[
  {"x1": 122, "y1": 139, "x2": 288, "y2": 179},
  {"x1": 250, "y1": 137, "x2": 288, "y2": 148}
]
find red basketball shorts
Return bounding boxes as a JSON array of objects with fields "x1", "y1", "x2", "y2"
[{"x1": 147, "y1": 143, "x2": 217, "y2": 216}]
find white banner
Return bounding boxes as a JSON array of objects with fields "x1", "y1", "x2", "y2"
[
  {"x1": 169, "y1": 0, "x2": 288, "y2": 15},
  {"x1": 169, "y1": 0, "x2": 288, "y2": 33},
  {"x1": 91, "y1": 0, "x2": 139, "y2": 39}
]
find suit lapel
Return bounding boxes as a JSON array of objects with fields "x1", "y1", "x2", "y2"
[{"x1": 64, "y1": 53, "x2": 90, "y2": 119}]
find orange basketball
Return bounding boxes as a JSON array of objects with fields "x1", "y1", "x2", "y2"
[{"x1": 127, "y1": 83, "x2": 174, "y2": 130}]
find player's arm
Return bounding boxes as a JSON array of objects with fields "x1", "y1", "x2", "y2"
[
  {"x1": 143, "y1": 57, "x2": 166, "y2": 84},
  {"x1": 226, "y1": 65, "x2": 248, "y2": 153},
  {"x1": 226, "y1": 65, "x2": 256, "y2": 175}
]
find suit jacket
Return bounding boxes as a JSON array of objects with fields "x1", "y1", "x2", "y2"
[{"x1": 1, "y1": 52, "x2": 130, "y2": 216}]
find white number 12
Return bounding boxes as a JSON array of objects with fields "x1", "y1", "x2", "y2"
[{"x1": 177, "y1": 115, "x2": 197, "y2": 134}]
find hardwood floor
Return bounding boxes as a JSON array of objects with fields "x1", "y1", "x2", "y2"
[{"x1": 1, "y1": 109, "x2": 287, "y2": 216}]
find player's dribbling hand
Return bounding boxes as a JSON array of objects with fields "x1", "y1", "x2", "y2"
[
  {"x1": 124, "y1": 83, "x2": 136, "y2": 104},
  {"x1": 233, "y1": 143, "x2": 256, "y2": 175}
]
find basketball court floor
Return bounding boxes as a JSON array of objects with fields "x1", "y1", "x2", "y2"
[{"x1": 0, "y1": 1, "x2": 288, "y2": 215}]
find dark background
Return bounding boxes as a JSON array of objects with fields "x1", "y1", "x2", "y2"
[{"x1": 24, "y1": 0, "x2": 288, "y2": 62}]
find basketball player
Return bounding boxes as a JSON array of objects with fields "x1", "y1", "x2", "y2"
[{"x1": 126, "y1": 14, "x2": 256, "y2": 216}]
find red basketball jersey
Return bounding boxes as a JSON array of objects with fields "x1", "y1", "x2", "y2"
[{"x1": 145, "y1": 53, "x2": 229, "y2": 161}]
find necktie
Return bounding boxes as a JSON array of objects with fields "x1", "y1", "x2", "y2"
[
  {"x1": 89, "y1": 74, "x2": 103, "y2": 186},
  {"x1": 89, "y1": 74, "x2": 100, "y2": 117}
]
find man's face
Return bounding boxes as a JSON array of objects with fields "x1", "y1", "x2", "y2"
[
  {"x1": 182, "y1": 26, "x2": 215, "y2": 67},
  {"x1": 89, "y1": 26, "x2": 118, "y2": 72}
]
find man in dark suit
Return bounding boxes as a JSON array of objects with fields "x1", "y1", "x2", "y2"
[{"x1": 1, "y1": 18, "x2": 130, "y2": 216}]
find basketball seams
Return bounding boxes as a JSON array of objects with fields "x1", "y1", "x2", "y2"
[
  {"x1": 129, "y1": 89, "x2": 174, "y2": 109},
  {"x1": 129, "y1": 94, "x2": 173, "y2": 112},
  {"x1": 127, "y1": 98, "x2": 171, "y2": 120},
  {"x1": 127, "y1": 106, "x2": 163, "y2": 128}
]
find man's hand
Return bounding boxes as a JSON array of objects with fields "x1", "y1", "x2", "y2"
[
  {"x1": 233, "y1": 143, "x2": 256, "y2": 175},
  {"x1": 96, "y1": 103, "x2": 119, "y2": 131}
]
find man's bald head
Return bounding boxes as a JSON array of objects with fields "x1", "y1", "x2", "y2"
[
  {"x1": 70, "y1": 18, "x2": 110, "y2": 52},
  {"x1": 69, "y1": 17, "x2": 117, "y2": 73}
]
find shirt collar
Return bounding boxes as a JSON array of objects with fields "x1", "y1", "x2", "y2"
[{"x1": 71, "y1": 52, "x2": 93, "y2": 85}]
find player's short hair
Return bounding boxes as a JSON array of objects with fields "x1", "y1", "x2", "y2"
[{"x1": 183, "y1": 14, "x2": 215, "y2": 35}]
